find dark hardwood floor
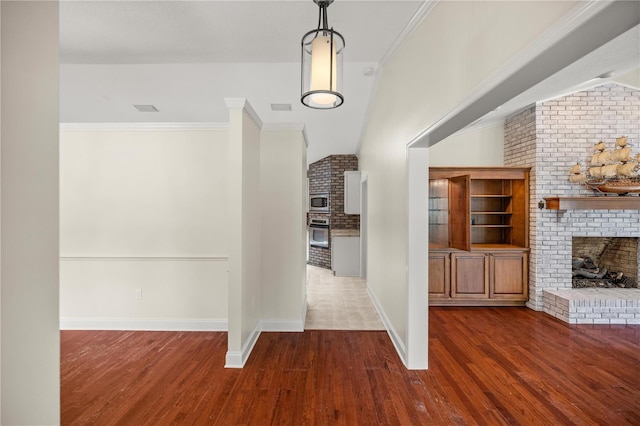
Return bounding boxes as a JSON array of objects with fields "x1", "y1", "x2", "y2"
[{"x1": 61, "y1": 308, "x2": 640, "y2": 425}]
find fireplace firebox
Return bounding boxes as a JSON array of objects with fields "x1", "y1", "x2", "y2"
[{"x1": 571, "y1": 237, "x2": 639, "y2": 289}]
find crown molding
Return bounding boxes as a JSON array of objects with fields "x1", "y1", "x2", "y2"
[
  {"x1": 59, "y1": 122, "x2": 229, "y2": 132},
  {"x1": 224, "y1": 97, "x2": 263, "y2": 129},
  {"x1": 379, "y1": 0, "x2": 438, "y2": 66}
]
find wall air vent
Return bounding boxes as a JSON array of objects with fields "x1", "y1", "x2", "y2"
[{"x1": 133, "y1": 104, "x2": 159, "y2": 112}]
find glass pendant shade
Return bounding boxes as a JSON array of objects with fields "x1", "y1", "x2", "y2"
[{"x1": 301, "y1": 2, "x2": 344, "y2": 109}]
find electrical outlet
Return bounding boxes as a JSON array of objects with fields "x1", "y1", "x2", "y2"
[{"x1": 135, "y1": 288, "x2": 142, "y2": 300}]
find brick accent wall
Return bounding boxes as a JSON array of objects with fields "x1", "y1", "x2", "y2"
[
  {"x1": 308, "y1": 156, "x2": 331, "y2": 194},
  {"x1": 504, "y1": 83, "x2": 640, "y2": 310},
  {"x1": 307, "y1": 154, "x2": 359, "y2": 269},
  {"x1": 308, "y1": 156, "x2": 331, "y2": 268}
]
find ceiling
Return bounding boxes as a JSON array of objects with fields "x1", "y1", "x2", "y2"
[
  {"x1": 59, "y1": 0, "x2": 425, "y2": 164},
  {"x1": 59, "y1": 1, "x2": 639, "y2": 165}
]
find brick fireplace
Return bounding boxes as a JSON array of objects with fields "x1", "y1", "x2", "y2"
[{"x1": 504, "y1": 83, "x2": 640, "y2": 324}]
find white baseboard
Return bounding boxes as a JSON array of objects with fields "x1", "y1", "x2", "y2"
[
  {"x1": 301, "y1": 295, "x2": 308, "y2": 329},
  {"x1": 366, "y1": 283, "x2": 408, "y2": 367},
  {"x1": 225, "y1": 322, "x2": 261, "y2": 368},
  {"x1": 60, "y1": 317, "x2": 228, "y2": 331}
]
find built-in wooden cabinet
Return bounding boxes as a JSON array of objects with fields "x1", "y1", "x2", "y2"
[
  {"x1": 428, "y1": 250, "x2": 450, "y2": 299},
  {"x1": 451, "y1": 252, "x2": 489, "y2": 299},
  {"x1": 428, "y1": 167, "x2": 530, "y2": 306}
]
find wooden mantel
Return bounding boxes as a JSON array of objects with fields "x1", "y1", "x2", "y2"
[{"x1": 543, "y1": 196, "x2": 640, "y2": 210}]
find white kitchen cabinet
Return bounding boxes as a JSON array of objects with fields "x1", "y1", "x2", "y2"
[
  {"x1": 344, "y1": 171, "x2": 361, "y2": 214},
  {"x1": 332, "y1": 235, "x2": 361, "y2": 277}
]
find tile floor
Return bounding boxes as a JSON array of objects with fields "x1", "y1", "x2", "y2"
[{"x1": 305, "y1": 265, "x2": 385, "y2": 330}]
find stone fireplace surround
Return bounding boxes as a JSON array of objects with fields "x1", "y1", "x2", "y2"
[{"x1": 504, "y1": 83, "x2": 640, "y2": 324}]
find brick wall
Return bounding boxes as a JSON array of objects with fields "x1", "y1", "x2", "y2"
[
  {"x1": 504, "y1": 83, "x2": 640, "y2": 309},
  {"x1": 308, "y1": 156, "x2": 331, "y2": 194},
  {"x1": 307, "y1": 154, "x2": 359, "y2": 269}
]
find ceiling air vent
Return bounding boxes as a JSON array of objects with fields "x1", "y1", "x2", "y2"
[
  {"x1": 133, "y1": 104, "x2": 159, "y2": 112},
  {"x1": 270, "y1": 103, "x2": 292, "y2": 112}
]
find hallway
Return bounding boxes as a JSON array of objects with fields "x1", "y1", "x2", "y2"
[{"x1": 305, "y1": 265, "x2": 384, "y2": 330}]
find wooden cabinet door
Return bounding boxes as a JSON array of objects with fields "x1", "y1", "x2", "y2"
[
  {"x1": 451, "y1": 252, "x2": 489, "y2": 298},
  {"x1": 490, "y1": 251, "x2": 528, "y2": 300},
  {"x1": 448, "y1": 175, "x2": 470, "y2": 251},
  {"x1": 429, "y1": 251, "x2": 450, "y2": 299}
]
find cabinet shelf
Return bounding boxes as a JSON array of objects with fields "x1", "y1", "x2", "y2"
[
  {"x1": 429, "y1": 167, "x2": 529, "y2": 250},
  {"x1": 472, "y1": 211, "x2": 513, "y2": 215}
]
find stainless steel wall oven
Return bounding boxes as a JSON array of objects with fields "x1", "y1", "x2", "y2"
[{"x1": 309, "y1": 217, "x2": 329, "y2": 248}]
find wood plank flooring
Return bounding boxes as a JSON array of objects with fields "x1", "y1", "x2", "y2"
[{"x1": 61, "y1": 307, "x2": 640, "y2": 425}]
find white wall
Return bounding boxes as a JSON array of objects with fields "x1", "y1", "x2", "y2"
[
  {"x1": 260, "y1": 128, "x2": 307, "y2": 330},
  {"x1": 358, "y1": 1, "x2": 578, "y2": 368},
  {"x1": 59, "y1": 127, "x2": 229, "y2": 329},
  {"x1": 614, "y1": 67, "x2": 640, "y2": 88},
  {"x1": 226, "y1": 100, "x2": 262, "y2": 367},
  {"x1": 1, "y1": 1, "x2": 60, "y2": 423},
  {"x1": 429, "y1": 123, "x2": 505, "y2": 167}
]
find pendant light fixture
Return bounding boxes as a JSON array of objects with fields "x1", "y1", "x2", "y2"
[{"x1": 301, "y1": 0, "x2": 345, "y2": 109}]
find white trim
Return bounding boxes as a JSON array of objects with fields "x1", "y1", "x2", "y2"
[
  {"x1": 458, "y1": 117, "x2": 506, "y2": 137},
  {"x1": 406, "y1": 147, "x2": 428, "y2": 370},
  {"x1": 59, "y1": 318, "x2": 228, "y2": 331},
  {"x1": 408, "y1": 0, "x2": 609, "y2": 148},
  {"x1": 224, "y1": 97, "x2": 263, "y2": 129},
  {"x1": 379, "y1": 0, "x2": 438, "y2": 67},
  {"x1": 59, "y1": 256, "x2": 228, "y2": 262},
  {"x1": 59, "y1": 122, "x2": 229, "y2": 132},
  {"x1": 356, "y1": 1, "x2": 438, "y2": 157},
  {"x1": 367, "y1": 282, "x2": 407, "y2": 367},
  {"x1": 261, "y1": 319, "x2": 304, "y2": 332},
  {"x1": 301, "y1": 294, "x2": 308, "y2": 329},
  {"x1": 225, "y1": 322, "x2": 261, "y2": 368}
]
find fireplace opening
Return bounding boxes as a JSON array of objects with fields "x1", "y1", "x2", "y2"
[{"x1": 572, "y1": 237, "x2": 639, "y2": 289}]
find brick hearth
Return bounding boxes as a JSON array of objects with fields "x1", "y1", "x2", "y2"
[
  {"x1": 544, "y1": 288, "x2": 640, "y2": 324},
  {"x1": 504, "y1": 83, "x2": 640, "y2": 323}
]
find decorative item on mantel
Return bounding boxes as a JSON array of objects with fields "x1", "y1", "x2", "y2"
[{"x1": 569, "y1": 136, "x2": 640, "y2": 195}]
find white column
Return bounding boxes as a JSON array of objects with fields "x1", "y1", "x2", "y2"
[
  {"x1": 406, "y1": 146, "x2": 428, "y2": 369},
  {"x1": 1, "y1": 1, "x2": 60, "y2": 423},
  {"x1": 225, "y1": 98, "x2": 263, "y2": 368}
]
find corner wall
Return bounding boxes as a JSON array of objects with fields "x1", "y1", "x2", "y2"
[
  {"x1": 260, "y1": 128, "x2": 307, "y2": 330},
  {"x1": 226, "y1": 100, "x2": 262, "y2": 367},
  {"x1": 429, "y1": 123, "x2": 505, "y2": 167},
  {"x1": 1, "y1": 2, "x2": 60, "y2": 423},
  {"x1": 358, "y1": 0, "x2": 577, "y2": 368}
]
